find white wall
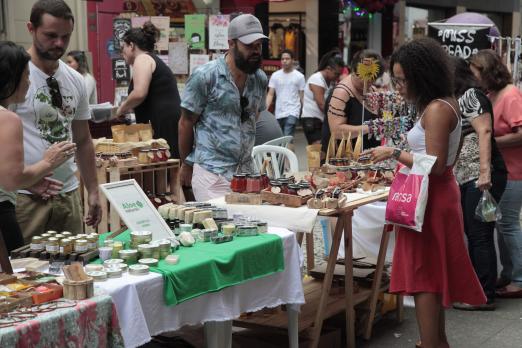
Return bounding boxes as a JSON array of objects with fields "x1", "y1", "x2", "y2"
[{"x1": 4, "y1": 0, "x2": 87, "y2": 51}]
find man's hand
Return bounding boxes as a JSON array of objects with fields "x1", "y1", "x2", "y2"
[
  {"x1": 85, "y1": 190, "x2": 102, "y2": 227},
  {"x1": 180, "y1": 163, "x2": 193, "y2": 187},
  {"x1": 27, "y1": 175, "x2": 63, "y2": 200}
]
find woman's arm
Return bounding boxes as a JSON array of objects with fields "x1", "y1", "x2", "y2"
[
  {"x1": 470, "y1": 113, "x2": 493, "y2": 190},
  {"x1": 116, "y1": 54, "x2": 155, "y2": 115},
  {"x1": 495, "y1": 126, "x2": 522, "y2": 148},
  {"x1": 309, "y1": 83, "x2": 326, "y2": 112},
  {"x1": 327, "y1": 84, "x2": 368, "y2": 139},
  {"x1": 0, "y1": 112, "x2": 74, "y2": 191}
]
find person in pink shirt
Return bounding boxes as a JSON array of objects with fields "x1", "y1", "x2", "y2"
[{"x1": 470, "y1": 49, "x2": 522, "y2": 298}]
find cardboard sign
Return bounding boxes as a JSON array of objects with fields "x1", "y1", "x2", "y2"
[
  {"x1": 428, "y1": 22, "x2": 493, "y2": 59},
  {"x1": 100, "y1": 179, "x2": 174, "y2": 240}
]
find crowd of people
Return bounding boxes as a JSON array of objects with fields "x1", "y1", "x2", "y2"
[{"x1": 0, "y1": 3, "x2": 521, "y2": 348}]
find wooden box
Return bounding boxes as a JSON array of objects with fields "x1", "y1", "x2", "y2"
[
  {"x1": 260, "y1": 189, "x2": 312, "y2": 208},
  {"x1": 31, "y1": 283, "x2": 63, "y2": 304},
  {"x1": 0, "y1": 293, "x2": 34, "y2": 313},
  {"x1": 63, "y1": 278, "x2": 94, "y2": 300},
  {"x1": 225, "y1": 193, "x2": 262, "y2": 205}
]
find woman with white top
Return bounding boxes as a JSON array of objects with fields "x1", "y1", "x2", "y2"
[
  {"x1": 365, "y1": 38, "x2": 486, "y2": 348},
  {"x1": 0, "y1": 41, "x2": 75, "y2": 251},
  {"x1": 66, "y1": 50, "x2": 97, "y2": 104},
  {"x1": 301, "y1": 50, "x2": 344, "y2": 144}
]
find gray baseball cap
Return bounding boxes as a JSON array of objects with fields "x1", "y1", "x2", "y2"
[{"x1": 228, "y1": 14, "x2": 268, "y2": 44}]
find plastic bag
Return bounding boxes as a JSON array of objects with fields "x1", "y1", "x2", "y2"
[
  {"x1": 475, "y1": 190, "x2": 502, "y2": 222},
  {"x1": 385, "y1": 153, "x2": 437, "y2": 232}
]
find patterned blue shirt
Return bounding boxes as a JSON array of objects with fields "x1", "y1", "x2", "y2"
[{"x1": 181, "y1": 57, "x2": 268, "y2": 181}]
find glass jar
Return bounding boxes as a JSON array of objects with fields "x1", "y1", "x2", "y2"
[
  {"x1": 157, "y1": 148, "x2": 168, "y2": 162},
  {"x1": 164, "y1": 192, "x2": 173, "y2": 203},
  {"x1": 112, "y1": 241, "x2": 124, "y2": 259},
  {"x1": 74, "y1": 239, "x2": 89, "y2": 253},
  {"x1": 260, "y1": 174, "x2": 270, "y2": 190},
  {"x1": 269, "y1": 181, "x2": 282, "y2": 194},
  {"x1": 279, "y1": 181, "x2": 289, "y2": 194},
  {"x1": 46, "y1": 237, "x2": 59, "y2": 254},
  {"x1": 59, "y1": 238, "x2": 73, "y2": 255},
  {"x1": 138, "y1": 149, "x2": 150, "y2": 164},
  {"x1": 30, "y1": 236, "x2": 45, "y2": 251},
  {"x1": 160, "y1": 147, "x2": 171, "y2": 159},
  {"x1": 287, "y1": 184, "x2": 300, "y2": 195},
  {"x1": 231, "y1": 174, "x2": 247, "y2": 193},
  {"x1": 87, "y1": 234, "x2": 98, "y2": 250},
  {"x1": 151, "y1": 149, "x2": 161, "y2": 163},
  {"x1": 246, "y1": 174, "x2": 262, "y2": 193}
]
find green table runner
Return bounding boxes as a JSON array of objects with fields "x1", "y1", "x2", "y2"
[{"x1": 95, "y1": 231, "x2": 285, "y2": 306}]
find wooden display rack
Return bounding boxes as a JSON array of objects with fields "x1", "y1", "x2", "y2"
[
  {"x1": 234, "y1": 192, "x2": 403, "y2": 348},
  {"x1": 84, "y1": 158, "x2": 180, "y2": 233}
]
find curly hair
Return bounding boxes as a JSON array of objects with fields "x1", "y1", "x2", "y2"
[
  {"x1": 0, "y1": 41, "x2": 31, "y2": 101},
  {"x1": 122, "y1": 21, "x2": 159, "y2": 52},
  {"x1": 390, "y1": 37, "x2": 453, "y2": 111},
  {"x1": 469, "y1": 49, "x2": 512, "y2": 92}
]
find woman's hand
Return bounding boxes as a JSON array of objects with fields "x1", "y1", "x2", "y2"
[
  {"x1": 43, "y1": 141, "x2": 77, "y2": 169},
  {"x1": 363, "y1": 146, "x2": 394, "y2": 163},
  {"x1": 476, "y1": 171, "x2": 492, "y2": 191}
]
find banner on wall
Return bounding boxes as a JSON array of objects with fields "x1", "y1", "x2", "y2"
[
  {"x1": 428, "y1": 22, "x2": 493, "y2": 59},
  {"x1": 113, "y1": 18, "x2": 132, "y2": 50},
  {"x1": 209, "y1": 15, "x2": 230, "y2": 50},
  {"x1": 169, "y1": 42, "x2": 189, "y2": 75},
  {"x1": 190, "y1": 54, "x2": 210, "y2": 74},
  {"x1": 185, "y1": 14, "x2": 206, "y2": 49},
  {"x1": 151, "y1": 16, "x2": 170, "y2": 51}
]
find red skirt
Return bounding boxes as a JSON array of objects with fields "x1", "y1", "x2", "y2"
[{"x1": 389, "y1": 168, "x2": 486, "y2": 307}]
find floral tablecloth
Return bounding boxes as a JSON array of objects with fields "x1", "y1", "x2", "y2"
[{"x1": 0, "y1": 295, "x2": 124, "y2": 348}]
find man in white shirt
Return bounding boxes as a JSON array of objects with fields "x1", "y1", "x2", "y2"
[
  {"x1": 265, "y1": 49, "x2": 305, "y2": 137},
  {"x1": 14, "y1": 0, "x2": 101, "y2": 241}
]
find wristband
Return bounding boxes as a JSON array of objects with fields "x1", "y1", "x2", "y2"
[{"x1": 392, "y1": 148, "x2": 401, "y2": 160}]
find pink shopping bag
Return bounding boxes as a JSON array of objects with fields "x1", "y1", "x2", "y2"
[{"x1": 385, "y1": 154, "x2": 436, "y2": 232}]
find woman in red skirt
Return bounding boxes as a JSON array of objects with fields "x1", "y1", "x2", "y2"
[{"x1": 365, "y1": 38, "x2": 486, "y2": 348}]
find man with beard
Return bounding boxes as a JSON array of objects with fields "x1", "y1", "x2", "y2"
[
  {"x1": 179, "y1": 14, "x2": 268, "y2": 201},
  {"x1": 13, "y1": 0, "x2": 101, "y2": 241}
]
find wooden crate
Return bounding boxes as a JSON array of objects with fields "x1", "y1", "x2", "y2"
[
  {"x1": 260, "y1": 189, "x2": 311, "y2": 207},
  {"x1": 84, "y1": 159, "x2": 180, "y2": 234},
  {"x1": 225, "y1": 193, "x2": 262, "y2": 205}
]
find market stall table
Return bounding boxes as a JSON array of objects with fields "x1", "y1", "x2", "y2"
[
  {"x1": 0, "y1": 295, "x2": 124, "y2": 347},
  {"x1": 94, "y1": 227, "x2": 304, "y2": 348}
]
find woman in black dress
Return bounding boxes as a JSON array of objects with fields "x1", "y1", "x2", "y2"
[{"x1": 117, "y1": 22, "x2": 181, "y2": 158}]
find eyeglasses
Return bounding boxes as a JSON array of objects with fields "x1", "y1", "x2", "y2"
[
  {"x1": 46, "y1": 76, "x2": 62, "y2": 109},
  {"x1": 240, "y1": 96, "x2": 249, "y2": 123},
  {"x1": 391, "y1": 76, "x2": 407, "y2": 88}
]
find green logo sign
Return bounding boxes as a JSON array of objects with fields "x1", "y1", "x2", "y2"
[{"x1": 122, "y1": 200, "x2": 144, "y2": 210}]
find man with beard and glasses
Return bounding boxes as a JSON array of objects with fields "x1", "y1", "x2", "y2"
[
  {"x1": 12, "y1": 0, "x2": 101, "y2": 241},
  {"x1": 179, "y1": 14, "x2": 268, "y2": 201}
]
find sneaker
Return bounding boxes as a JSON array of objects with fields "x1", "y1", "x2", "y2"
[{"x1": 452, "y1": 302, "x2": 496, "y2": 311}]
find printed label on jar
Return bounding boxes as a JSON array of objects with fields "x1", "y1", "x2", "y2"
[
  {"x1": 75, "y1": 245, "x2": 88, "y2": 253},
  {"x1": 30, "y1": 243, "x2": 44, "y2": 251},
  {"x1": 46, "y1": 245, "x2": 59, "y2": 252},
  {"x1": 88, "y1": 242, "x2": 97, "y2": 250}
]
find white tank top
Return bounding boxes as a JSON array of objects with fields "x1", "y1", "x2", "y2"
[{"x1": 407, "y1": 99, "x2": 461, "y2": 166}]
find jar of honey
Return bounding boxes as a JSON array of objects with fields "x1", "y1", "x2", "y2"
[
  {"x1": 246, "y1": 174, "x2": 262, "y2": 193},
  {"x1": 231, "y1": 174, "x2": 247, "y2": 193},
  {"x1": 138, "y1": 150, "x2": 150, "y2": 164}
]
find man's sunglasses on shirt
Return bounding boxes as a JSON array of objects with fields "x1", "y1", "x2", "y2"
[
  {"x1": 46, "y1": 76, "x2": 63, "y2": 109},
  {"x1": 240, "y1": 96, "x2": 250, "y2": 123}
]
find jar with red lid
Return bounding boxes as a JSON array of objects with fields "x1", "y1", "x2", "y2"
[
  {"x1": 231, "y1": 174, "x2": 247, "y2": 193},
  {"x1": 287, "y1": 184, "x2": 300, "y2": 195},
  {"x1": 260, "y1": 174, "x2": 270, "y2": 190},
  {"x1": 246, "y1": 174, "x2": 262, "y2": 193}
]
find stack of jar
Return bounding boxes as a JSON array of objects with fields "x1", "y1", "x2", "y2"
[
  {"x1": 30, "y1": 231, "x2": 99, "y2": 257},
  {"x1": 138, "y1": 147, "x2": 170, "y2": 164},
  {"x1": 230, "y1": 173, "x2": 270, "y2": 193}
]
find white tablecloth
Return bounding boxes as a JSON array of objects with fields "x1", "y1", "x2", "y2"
[
  {"x1": 209, "y1": 197, "x2": 319, "y2": 233},
  {"x1": 95, "y1": 227, "x2": 304, "y2": 348}
]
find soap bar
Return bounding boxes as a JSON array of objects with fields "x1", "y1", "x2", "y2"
[
  {"x1": 192, "y1": 210, "x2": 213, "y2": 224},
  {"x1": 165, "y1": 254, "x2": 180, "y2": 265},
  {"x1": 85, "y1": 264, "x2": 104, "y2": 272},
  {"x1": 184, "y1": 209, "x2": 199, "y2": 223},
  {"x1": 202, "y1": 218, "x2": 218, "y2": 230},
  {"x1": 158, "y1": 203, "x2": 175, "y2": 219}
]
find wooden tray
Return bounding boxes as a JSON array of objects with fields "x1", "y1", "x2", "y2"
[
  {"x1": 260, "y1": 189, "x2": 312, "y2": 208},
  {"x1": 10, "y1": 246, "x2": 99, "y2": 265}
]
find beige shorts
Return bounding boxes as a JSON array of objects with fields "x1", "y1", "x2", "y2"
[
  {"x1": 16, "y1": 189, "x2": 83, "y2": 243},
  {"x1": 191, "y1": 164, "x2": 231, "y2": 202}
]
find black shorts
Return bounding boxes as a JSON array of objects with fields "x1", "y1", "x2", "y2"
[{"x1": 301, "y1": 118, "x2": 323, "y2": 144}]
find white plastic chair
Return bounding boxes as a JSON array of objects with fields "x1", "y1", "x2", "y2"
[
  {"x1": 252, "y1": 144, "x2": 299, "y2": 179},
  {"x1": 263, "y1": 135, "x2": 293, "y2": 148}
]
